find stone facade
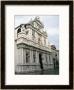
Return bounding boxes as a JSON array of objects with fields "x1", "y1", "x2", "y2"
[
  {"x1": 51, "y1": 45, "x2": 59, "y2": 68},
  {"x1": 15, "y1": 17, "x2": 59, "y2": 74}
]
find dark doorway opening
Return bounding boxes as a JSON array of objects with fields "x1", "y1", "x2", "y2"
[{"x1": 39, "y1": 53, "x2": 43, "y2": 70}]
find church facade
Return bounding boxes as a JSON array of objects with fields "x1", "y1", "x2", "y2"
[{"x1": 15, "y1": 17, "x2": 59, "y2": 74}]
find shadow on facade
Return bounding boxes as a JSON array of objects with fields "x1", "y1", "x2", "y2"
[{"x1": 39, "y1": 53, "x2": 43, "y2": 70}]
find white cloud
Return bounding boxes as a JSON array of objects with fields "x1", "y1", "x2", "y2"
[
  {"x1": 46, "y1": 28, "x2": 59, "y2": 36},
  {"x1": 46, "y1": 28, "x2": 59, "y2": 49}
]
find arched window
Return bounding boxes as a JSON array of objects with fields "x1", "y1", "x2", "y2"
[{"x1": 17, "y1": 28, "x2": 21, "y2": 33}]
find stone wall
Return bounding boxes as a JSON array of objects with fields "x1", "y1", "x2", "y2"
[{"x1": 15, "y1": 43, "x2": 54, "y2": 73}]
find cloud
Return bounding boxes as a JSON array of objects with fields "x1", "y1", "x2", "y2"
[
  {"x1": 46, "y1": 28, "x2": 59, "y2": 49},
  {"x1": 15, "y1": 15, "x2": 59, "y2": 28},
  {"x1": 46, "y1": 28, "x2": 59, "y2": 36}
]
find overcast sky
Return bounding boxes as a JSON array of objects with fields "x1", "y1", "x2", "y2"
[{"x1": 15, "y1": 15, "x2": 59, "y2": 49}]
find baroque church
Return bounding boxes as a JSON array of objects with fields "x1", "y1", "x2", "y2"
[{"x1": 15, "y1": 17, "x2": 59, "y2": 74}]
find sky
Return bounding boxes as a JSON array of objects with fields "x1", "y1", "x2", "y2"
[{"x1": 15, "y1": 15, "x2": 59, "y2": 49}]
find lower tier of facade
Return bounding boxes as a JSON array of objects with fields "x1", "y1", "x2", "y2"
[{"x1": 15, "y1": 43, "x2": 54, "y2": 74}]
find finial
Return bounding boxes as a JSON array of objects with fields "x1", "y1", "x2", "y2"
[{"x1": 35, "y1": 16, "x2": 40, "y2": 20}]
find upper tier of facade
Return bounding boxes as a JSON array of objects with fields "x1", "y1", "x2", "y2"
[{"x1": 15, "y1": 17, "x2": 52, "y2": 52}]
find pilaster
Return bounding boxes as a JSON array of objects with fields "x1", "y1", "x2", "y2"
[
  {"x1": 36, "y1": 51, "x2": 40, "y2": 64},
  {"x1": 30, "y1": 50, "x2": 33, "y2": 63},
  {"x1": 23, "y1": 48, "x2": 26, "y2": 64}
]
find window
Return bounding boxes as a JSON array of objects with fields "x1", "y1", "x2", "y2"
[
  {"x1": 17, "y1": 28, "x2": 21, "y2": 33},
  {"x1": 26, "y1": 50, "x2": 30, "y2": 63}
]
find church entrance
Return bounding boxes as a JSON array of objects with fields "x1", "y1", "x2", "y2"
[{"x1": 39, "y1": 53, "x2": 43, "y2": 70}]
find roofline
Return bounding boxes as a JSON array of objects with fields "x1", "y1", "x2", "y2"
[{"x1": 15, "y1": 24, "x2": 23, "y2": 30}]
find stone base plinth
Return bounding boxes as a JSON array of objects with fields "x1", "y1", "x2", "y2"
[{"x1": 15, "y1": 63, "x2": 54, "y2": 74}]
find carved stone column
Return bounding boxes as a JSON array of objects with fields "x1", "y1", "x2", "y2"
[
  {"x1": 21, "y1": 48, "x2": 24, "y2": 64},
  {"x1": 50, "y1": 54, "x2": 53, "y2": 64},
  {"x1": 30, "y1": 50, "x2": 33, "y2": 63},
  {"x1": 23, "y1": 48, "x2": 26, "y2": 64},
  {"x1": 37, "y1": 51, "x2": 40, "y2": 64},
  {"x1": 44, "y1": 53, "x2": 46, "y2": 64},
  {"x1": 17, "y1": 48, "x2": 24, "y2": 64},
  {"x1": 47, "y1": 54, "x2": 49, "y2": 64},
  {"x1": 50, "y1": 54, "x2": 54, "y2": 68},
  {"x1": 27, "y1": 49, "x2": 32, "y2": 71},
  {"x1": 36, "y1": 51, "x2": 40, "y2": 70},
  {"x1": 21, "y1": 48, "x2": 24, "y2": 72},
  {"x1": 17, "y1": 47, "x2": 24, "y2": 72}
]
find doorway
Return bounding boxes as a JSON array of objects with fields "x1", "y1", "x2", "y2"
[{"x1": 39, "y1": 53, "x2": 43, "y2": 70}]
